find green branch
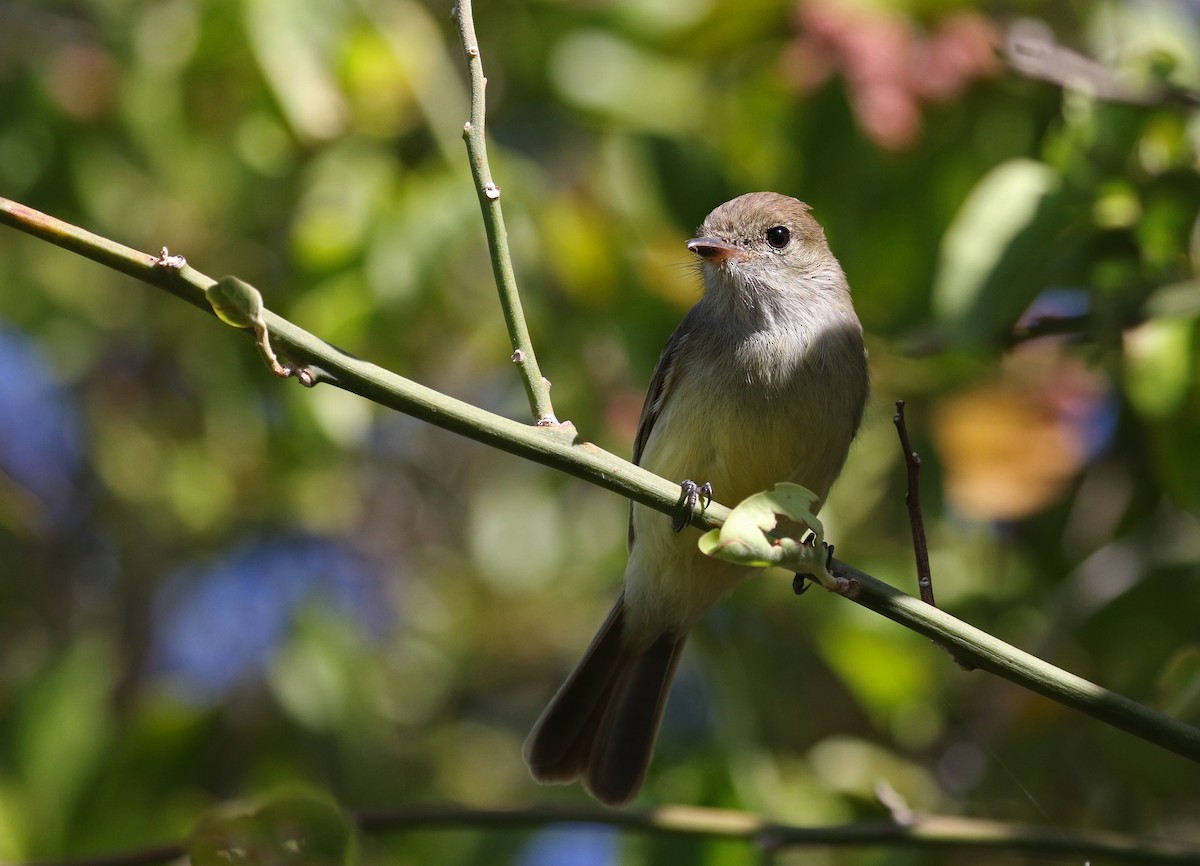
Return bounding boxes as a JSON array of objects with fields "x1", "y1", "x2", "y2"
[
  {"x1": 0, "y1": 196, "x2": 690, "y2": 521},
  {"x1": 452, "y1": 0, "x2": 557, "y2": 425},
  {"x1": 840, "y1": 562, "x2": 1200, "y2": 762},
  {"x1": 3, "y1": 195, "x2": 1199, "y2": 770}
]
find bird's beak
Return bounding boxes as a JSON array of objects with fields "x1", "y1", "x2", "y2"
[{"x1": 687, "y1": 236, "x2": 745, "y2": 263}]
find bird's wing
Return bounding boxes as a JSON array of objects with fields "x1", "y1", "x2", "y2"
[{"x1": 628, "y1": 313, "x2": 695, "y2": 548}]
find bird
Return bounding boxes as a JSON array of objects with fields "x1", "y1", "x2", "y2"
[{"x1": 524, "y1": 191, "x2": 869, "y2": 805}]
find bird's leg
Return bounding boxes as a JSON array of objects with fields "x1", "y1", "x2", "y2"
[{"x1": 673, "y1": 480, "x2": 713, "y2": 532}]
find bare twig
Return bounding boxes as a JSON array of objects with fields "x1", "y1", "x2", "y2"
[
  {"x1": 893, "y1": 401, "x2": 935, "y2": 606},
  {"x1": 452, "y1": 0, "x2": 557, "y2": 425},
  {"x1": 359, "y1": 805, "x2": 1200, "y2": 862},
  {"x1": 893, "y1": 401, "x2": 976, "y2": 671},
  {"x1": 26, "y1": 805, "x2": 1200, "y2": 866},
  {"x1": 1005, "y1": 20, "x2": 1200, "y2": 107}
]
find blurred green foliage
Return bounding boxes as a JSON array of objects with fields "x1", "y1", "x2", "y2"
[
  {"x1": 0, "y1": 0, "x2": 1199, "y2": 864},
  {"x1": 189, "y1": 790, "x2": 355, "y2": 866}
]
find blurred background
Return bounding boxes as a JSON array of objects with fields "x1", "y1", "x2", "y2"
[{"x1": 1, "y1": 0, "x2": 1199, "y2": 863}]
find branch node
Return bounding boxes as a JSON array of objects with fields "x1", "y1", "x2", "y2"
[
  {"x1": 282, "y1": 363, "x2": 317, "y2": 387},
  {"x1": 483, "y1": 182, "x2": 501, "y2": 200},
  {"x1": 154, "y1": 246, "x2": 187, "y2": 269}
]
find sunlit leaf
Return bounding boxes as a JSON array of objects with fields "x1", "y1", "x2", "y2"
[
  {"x1": 697, "y1": 484, "x2": 842, "y2": 590},
  {"x1": 206, "y1": 275, "x2": 265, "y2": 331},
  {"x1": 932, "y1": 158, "x2": 1071, "y2": 345},
  {"x1": 698, "y1": 483, "x2": 822, "y2": 565}
]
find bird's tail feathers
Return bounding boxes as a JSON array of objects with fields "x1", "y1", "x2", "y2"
[{"x1": 524, "y1": 593, "x2": 685, "y2": 805}]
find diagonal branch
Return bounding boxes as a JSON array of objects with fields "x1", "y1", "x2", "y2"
[
  {"x1": 840, "y1": 561, "x2": 1200, "y2": 763},
  {"x1": 0, "y1": 196, "x2": 693, "y2": 523},
  {"x1": 2, "y1": 195, "x2": 1199, "y2": 769}
]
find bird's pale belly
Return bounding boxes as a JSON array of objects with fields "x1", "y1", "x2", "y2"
[{"x1": 621, "y1": 372, "x2": 843, "y2": 645}]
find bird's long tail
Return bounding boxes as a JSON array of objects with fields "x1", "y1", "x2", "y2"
[{"x1": 523, "y1": 592, "x2": 685, "y2": 806}]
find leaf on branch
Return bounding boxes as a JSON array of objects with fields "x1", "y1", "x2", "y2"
[
  {"x1": 698, "y1": 483, "x2": 850, "y2": 593},
  {"x1": 206, "y1": 274, "x2": 266, "y2": 331},
  {"x1": 206, "y1": 276, "x2": 314, "y2": 385}
]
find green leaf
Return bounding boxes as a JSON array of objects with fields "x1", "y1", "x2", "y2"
[
  {"x1": 204, "y1": 276, "x2": 307, "y2": 381},
  {"x1": 14, "y1": 637, "x2": 117, "y2": 841},
  {"x1": 932, "y1": 158, "x2": 1072, "y2": 346},
  {"x1": 206, "y1": 276, "x2": 266, "y2": 330},
  {"x1": 698, "y1": 482, "x2": 822, "y2": 567},
  {"x1": 698, "y1": 483, "x2": 837, "y2": 588}
]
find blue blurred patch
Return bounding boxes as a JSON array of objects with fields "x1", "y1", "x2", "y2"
[
  {"x1": 150, "y1": 535, "x2": 389, "y2": 701},
  {"x1": 516, "y1": 824, "x2": 619, "y2": 866},
  {"x1": 1017, "y1": 287, "x2": 1117, "y2": 459},
  {"x1": 1016, "y1": 286, "x2": 1090, "y2": 327},
  {"x1": 0, "y1": 324, "x2": 82, "y2": 529}
]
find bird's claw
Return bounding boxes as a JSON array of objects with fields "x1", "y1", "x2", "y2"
[{"x1": 672, "y1": 480, "x2": 713, "y2": 532}]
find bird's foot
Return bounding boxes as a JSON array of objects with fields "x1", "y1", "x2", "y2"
[{"x1": 672, "y1": 480, "x2": 713, "y2": 532}]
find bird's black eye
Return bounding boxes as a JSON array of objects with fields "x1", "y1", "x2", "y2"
[{"x1": 766, "y1": 225, "x2": 790, "y2": 249}]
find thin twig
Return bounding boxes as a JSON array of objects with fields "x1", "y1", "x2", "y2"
[
  {"x1": 358, "y1": 805, "x2": 1200, "y2": 862},
  {"x1": 26, "y1": 805, "x2": 1200, "y2": 866},
  {"x1": 893, "y1": 401, "x2": 975, "y2": 671},
  {"x1": 893, "y1": 401, "x2": 934, "y2": 606},
  {"x1": 452, "y1": 0, "x2": 557, "y2": 425},
  {"x1": 3, "y1": 195, "x2": 1200, "y2": 767},
  {"x1": 1005, "y1": 21, "x2": 1200, "y2": 108}
]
